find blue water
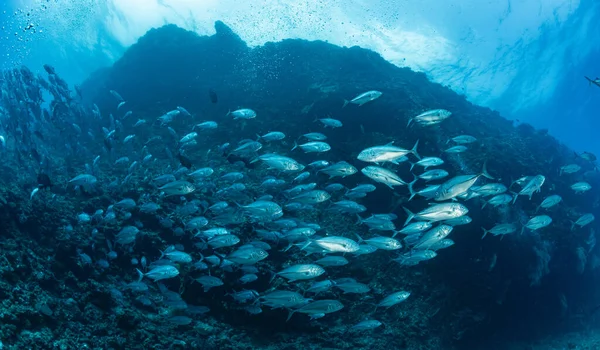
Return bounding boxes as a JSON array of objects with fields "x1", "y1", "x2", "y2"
[{"x1": 0, "y1": 1, "x2": 599, "y2": 349}]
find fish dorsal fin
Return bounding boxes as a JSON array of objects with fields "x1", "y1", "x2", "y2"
[{"x1": 385, "y1": 141, "x2": 395, "y2": 146}]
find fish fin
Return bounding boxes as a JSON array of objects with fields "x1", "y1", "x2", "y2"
[
  {"x1": 411, "y1": 139, "x2": 421, "y2": 160},
  {"x1": 511, "y1": 193, "x2": 519, "y2": 205},
  {"x1": 226, "y1": 110, "x2": 231, "y2": 116},
  {"x1": 292, "y1": 141, "x2": 298, "y2": 151},
  {"x1": 286, "y1": 308, "x2": 296, "y2": 322},
  {"x1": 354, "y1": 233, "x2": 364, "y2": 243},
  {"x1": 342, "y1": 99, "x2": 349, "y2": 108},
  {"x1": 570, "y1": 221, "x2": 576, "y2": 231},
  {"x1": 409, "y1": 162, "x2": 415, "y2": 171},
  {"x1": 520, "y1": 227, "x2": 525, "y2": 235},
  {"x1": 136, "y1": 268, "x2": 144, "y2": 282},
  {"x1": 402, "y1": 207, "x2": 415, "y2": 226},
  {"x1": 299, "y1": 240, "x2": 312, "y2": 251},
  {"x1": 481, "y1": 228, "x2": 489, "y2": 239},
  {"x1": 481, "y1": 201, "x2": 487, "y2": 209},
  {"x1": 407, "y1": 118, "x2": 413, "y2": 127}
]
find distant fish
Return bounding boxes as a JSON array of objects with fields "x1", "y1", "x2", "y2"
[
  {"x1": 407, "y1": 109, "x2": 451, "y2": 127},
  {"x1": 209, "y1": 88, "x2": 218, "y2": 103},
  {"x1": 314, "y1": 117, "x2": 342, "y2": 128},
  {"x1": 228, "y1": 108, "x2": 256, "y2": 120},
  {"x1": 37, "y1": 173, "x2": 52, "y2": 190},
  {"x1": 447, "y1": 135, "x2": 477, "y2": 144},
  {"x1": 584, "y1": 76, "x2": 600, "y2": 88},
  {"x1": 159, "y1": 180, "x2": 196, "y2": 197},
  {"x1": 177, "y1": 151, "x2": 192, "y2": 169},
  {"x1": 109, "y1": 89, "x2": 124, "y2": 102},
  {"x1": 343, "y1": 90, "x2": 382, "y2": 107},
  {"x1": 43, "y1": 64, "x2": 56, "y2": 75},
  {"x1": 575, "y1": 151, "x2": 597, "y2": 162}
]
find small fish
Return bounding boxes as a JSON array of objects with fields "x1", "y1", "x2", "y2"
[
  {"x1": 209, "y1": 88, "x2": 218, "y2": 103},
  {"x1": 444, "y1": 145, "x2": 467, "y2": 153},
  {"x1": 571, "y1": 182, "x2": 592, "y2": 194},
  {"x1": 228, "y1": 108, "x2": 256, "y2": 120},
  {"x1": 560, "y1": 164, "x2": 581, "y2": 175},
  {"x1": 375, "y1": 291, "x2": 410, "y2": 310},
  {"x1": 195, "y1": 121, "x2": 218, "y2": 130},
  {"x1": 136, "y1": 265, "x2": 179, "y2": 282},
  {"x1": 159, "y1": 181, "x2": 196, "y2": 197},
  {"x1": 571, "y1": 214, "x2": 595, "y2": 230},
  {"x1": 408, "y1": 109, "x2": 451, "y2": 127},
  {"x1": 303, "y1": 132, "x2": 327, "y2": 141},
  {"x1": 448, "y1": 135, "x2": 476, "y2": 144},
  {"x1": 292, "y1": 141, "x2": 331, "y2": 153},
  {"x1": 343, "y1": 90, "x2": 382, "y2": 107},
  {"x1": 585, "y1": 76, "x2": 600, "y2": 88},
  {"x1": 180, "y1": 132, "x2": 198, "y2": 143},
  {"x1": 481, "y1": 223, "x2": 517, "y2": 239},
  {"x1": 258, "y1": 131, "x2": 285, "y2": 141},
  {"x1": 315, "y1": 117, "x2": 342, "y2": 128},
  {"x1": 286, "y1": 300, "x2": 343, "y2": 321}
]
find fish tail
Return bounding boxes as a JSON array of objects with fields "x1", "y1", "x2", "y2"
[
  {"x1": 342, "y1": 99, "x2": 349, "y2": 108},
  {"x1": 407, "y1": 118, "x2": 413, "y2": 127},
  {"x1": 481, "y1": 201, "x2": 487, "y2": 209},
  {"x1": 409, "y1": 162, "x2": 415, "y2": 171},
  {"x1": 481, "y1": 161, "x2": 493, "y2": 180},
  {"x1": 402, "y1": 206, "x2": 415, "y2": 226},
  {"x1": 407, "y1": 177, "x2": 418, "y2": 201},
  {"x1": 255, "y1": 134, "x2": 261, "y2": 141},
  {"x1": 570, "y1": 221, "x2": 576, "y2": 231},
  {"x1": 355, "y1": 214, "x2": 363, "y2": 225},
  {"x1": 520, "y1": 227, "x2": 525, "y2": 235},
  {"x1": 292, "y1": 141, "x2": 298, "y2": 151},
  {"x1": 226, "y1": 109, "x2": 231, "y2": 116},
  {"x1": 136, "y1": 268, "x2": 144, "y2": 282},
  {"x1": 481, "y1": 227, "x2": 489, "y2": 239},
  {"x1": 411, "y1": 139, "x2": 421, "y2": 160}
]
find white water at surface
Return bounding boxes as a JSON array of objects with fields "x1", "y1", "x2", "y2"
[{"x1": 1, "y1": 0, "x2": 599, "y2": 135}]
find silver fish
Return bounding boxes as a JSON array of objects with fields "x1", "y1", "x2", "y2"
[{"x1": 343, "y1": 90, "x2": 382, "y2": 107}]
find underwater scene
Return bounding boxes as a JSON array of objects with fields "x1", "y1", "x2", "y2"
[{"x1": 0, "y1": 1, "x2": 600, "y2": 349}]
